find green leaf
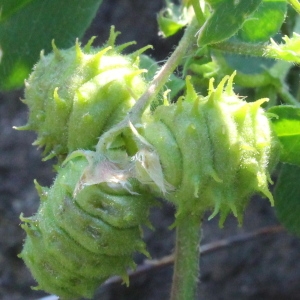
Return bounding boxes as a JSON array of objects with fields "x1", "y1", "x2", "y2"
[
  {"x1": 268, "y1": 105, "x2": 300, "y2": 166},
  {"x1": 237, "y1": 0, "x2": 287, "y2": 43},
  {"x1": 0, "y1": 0, "x2": 103, "y2": 91},
  {"x1": 157, "y1": 1, "x2": 188, "y2": 38},
  {"x1": 211, "y1": 46, "x2": 291, "y2": 88},
  {"x1": 157, "y1": 14, "x2": 186, "y2": 38},
  {"x1": 198, "y1": 0, "x2": 262, "y2": 46},
  {"x1": 0, "y1": 0, "x2": 33, "y2": 21},
  {"x1": 274, "y1": 163, "x2": 300, "y2": 236},
  {"x1": 204, "y1": 0, "x2": 224, "y2": 9}
]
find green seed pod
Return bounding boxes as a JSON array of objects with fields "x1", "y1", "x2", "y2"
[
  {"x1": 133, "y1": 73, "x2": 279, "y2": 225},
  {"x1": 18, "y1": 27, "x2": 149, "y2": 161},
  {"x1": 19, "y1": 154, "x2": 155, "y2": 299}
]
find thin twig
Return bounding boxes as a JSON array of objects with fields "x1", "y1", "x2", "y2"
[{"x1": 103, "y1": 225, "x2": 284, "y2": 286}]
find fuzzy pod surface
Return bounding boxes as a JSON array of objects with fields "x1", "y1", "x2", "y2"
[
  {"x1": 19, "y1": 28, "x2": 149, "y2": 161},
  {"x1": 19, "y1": 154, "x2": 155, "y2": 299},
  {"x1": 133, "y1": 73, "x2": 279, "y2": 224}
]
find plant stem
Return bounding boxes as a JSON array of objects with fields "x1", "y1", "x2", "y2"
[
  {"x1": 170, "y1": 215, "x2": 202, "y2": 300},
  {"x1": 276, "y1": 84, "x2": 300, "y2": 106},
  {"x1": 96, "y1": 16, "x2": 200, "y2": 152},
  {"x1": 210, "y1": 40, "x2": 266, "y2": 57},
  {"x1": 210, "y1": 40, "x2": 300, "y2": 64},
  {"x1": 129, "y1": 16, "x2": 199, "y2": 121},
  {"x1": 190, "y1": 0, "x2": 206, "y2": 24},
  {"x1": 288, "y1": 0, "x2": 300, "y2": 15}
]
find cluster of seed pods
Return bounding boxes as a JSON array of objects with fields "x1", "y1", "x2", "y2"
[{"x1": 18, "y1": 28, "x2": 279, "y2": 299}]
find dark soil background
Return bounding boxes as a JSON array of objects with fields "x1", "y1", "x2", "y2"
[{"x1": 1, "y1": 1, "x2": 300, "y2": 299}]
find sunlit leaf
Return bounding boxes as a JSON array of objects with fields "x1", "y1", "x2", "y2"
[
  {"x1": 268, "y1": 105, "x2": 300, "y2": 166},
  {"x1": 274, "y1": 163, "x2": 300, "y2": 236},
  {"x1": 198, "y1": 0, "x2": 262, "y2": 46},
  {"x1": 157, "y1": 16, "x2": 186, "y2": 38},
  {"x1": 237, "y1": 0, "x2": 287, "y2": 43},
  {"x1": 157, "y1": 1, "x2": 188, "y2": 38},
  {"x1": 0, "y1": 0, "x2": 103, "y2": 91}
]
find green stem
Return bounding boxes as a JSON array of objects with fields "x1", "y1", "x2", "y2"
[
  {"x1": 170, "y1": 215, "x2": 202, "y2": 300},
  {"x1": 210, "y1": 40, "x2": 300, "y2": 63},
  {"x1": 210, "y1": 40, "x2": 266, "y2": 57},
  {"x1": 276, "y1": 84, "x2": 300, "y2": 106},
  {"x1": 288, "y1": 0, "x2": 300, "y2": 15},
  {"x1": 129, "y1": 16, "x2": 199, "y2": 120},
  {"x1": 96, "y1": 16, "x2": 199, "y2": 152},
  {"x1": 190, "y1": 0, "x2": 206, "y2": 24}
]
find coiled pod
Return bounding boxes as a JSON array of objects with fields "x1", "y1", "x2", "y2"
[
  {"x1": 18, "y1": 27, "x2": 149, "y2": 160},
  {"x1": 133, "y1": 73, "x2": 279, "y2": 224},
  {"x1": 19, "y1": 154, "x2": 155, "y2": 299}
]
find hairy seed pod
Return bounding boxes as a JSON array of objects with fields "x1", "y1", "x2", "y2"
[
  {"x1": 133, "y1": 73, "x2": 279, "y2": 225},
  {"x1": 18, "y1": 27, "x2": 149, "y2": 161},
  {"x1": 19, "y1": 154, "x2": 155, "y2": 299}
]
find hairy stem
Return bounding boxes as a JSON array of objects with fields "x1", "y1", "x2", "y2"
[
  {"x1": 129, "y1": 16, "x2": 199, "y2": 121},
  {"x1": 170, "y1": 215, "x2": 202, "y2": 300},
  {"x1": 210, "y1": 40, "x2": 266, "y2": 57},
  {"x1": 96, "y1": 16, "x2": 200, "y2": 152}
]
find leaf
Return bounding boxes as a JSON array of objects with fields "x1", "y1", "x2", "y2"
[
  {"x1": 211, "y1": 47, "x2": 290, "y2": 88},
  {"x1": 0, "y1": 0, "x2": 103, "y2": 91},
  {"x1": 157, "y1": 14, "x2": 186, "y2": 38},
  {"x1": 237, "y1": 0, "x2": 287, "y2": 43},
  {"x1": 210, "y1": 28, "x2": 292, "y2": 88},
  {"x1": 268, "y1": 105, "x2": 300, "y2": 166},
  {"x1": 204, "y1": 0, "x2": 224, "y2": 9},
  {"x1": 157, "y1": 1, "x2": 188, "y2": 38},
  {"x1": 0, "y1": 0, "x2": 33, "y2": 21},
  {"x1": 197, "y1": 0, "x2": 262, "y2": 46},
  {"x1": 274, "y1": 163, "x2": 300, "y2": 236}
]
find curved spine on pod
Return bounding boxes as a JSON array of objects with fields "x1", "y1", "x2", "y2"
[
  {"x1": 133, "y1": 73, "x2": 280, "y2": 225},
  {"x1": 19, "y1": 153, "x2": 156, "y2": 299},
  {"x1": 18, "y1": 26, "x2": 151, "y2": 161}
]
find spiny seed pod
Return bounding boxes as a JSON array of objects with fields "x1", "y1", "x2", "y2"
[
  {"x1": 18, "y1": 27, "x2": 150, "y2": 161},
  {"x1": 132, "y1": 73, "x2": 279, "y2": 225},
  {"x1": 19, "y1": 154, "x2": 155, "y2": 299}
]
